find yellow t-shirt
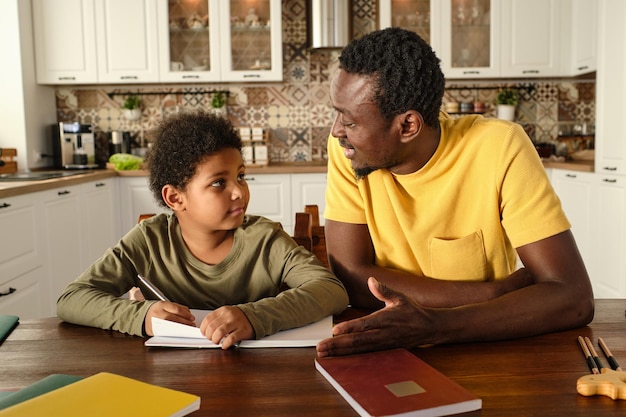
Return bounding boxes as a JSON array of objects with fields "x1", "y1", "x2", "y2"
[{"x1": 324, "y1": 113, "x2": 570, "y2": 281}]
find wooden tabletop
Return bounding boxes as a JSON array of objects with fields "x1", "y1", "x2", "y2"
[{"x1": 1, "y1": 300, "x2": 625, "y2": 416}]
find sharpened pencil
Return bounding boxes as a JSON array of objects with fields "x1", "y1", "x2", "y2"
[
  {"x1": 578, "y1": 336, "x2": 600, "y2": 374},
  {"x1": 584, "y1": 336, "x2": 604, "y2": 370},
  {"x1": 598, "y1": 337, "x2": 623, "y2": 371}
]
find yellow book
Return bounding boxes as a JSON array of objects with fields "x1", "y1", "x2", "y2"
[{"x1": 0, "y1": 372, "x2": 200, "y2": 417}]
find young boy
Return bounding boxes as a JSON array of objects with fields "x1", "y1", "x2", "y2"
[{"x1": 56, "y1": 111, "x2": 348, "y2": 349}]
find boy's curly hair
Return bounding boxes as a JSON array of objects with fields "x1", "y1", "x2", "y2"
[
  {"x1": 146, "y1": 110, "x2": 242, "y2": 208},
  {"x1": 338, "y1": 27, "x2": 445, "y2": 128}
]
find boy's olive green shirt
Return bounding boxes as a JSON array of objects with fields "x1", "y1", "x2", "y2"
[{"x1": 56, "y1": 214, "x2": 348, "y2": 338}]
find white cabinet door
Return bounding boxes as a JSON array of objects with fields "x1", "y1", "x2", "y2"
[
  {"x1": 595, "y1": 0, "x2": 626, "y2": 176},
  {"x1": 41, "y1": 184, "x2": 85, "y2": 312},
  {"x1": 156, "y1": 0, "x2": 222, "y2": 82},
  {"x1": 218, "y1": 0, "x2": 283, "y2": 82},
  {"x1": 500, "y1": 0, "x2": 561, "y2": 77},
  {"x1": 562, "y1": 0, "x2": 597, "y2": 76},
  {"x1": 118, "y1": 177, "x2": 169, "y2": 235},
  {"x1": 290, "y1": 173, "x2": 327, "y2": 229},
  {"x1": 79, "y1": 178, "x2": 120, "y2": 270},
  {"x1": 245, "y1": 173, "x2": 291, "y2": 229},
  {"x1": 95, "y1": 0, "x2": 160, "y2": 83},
  {"x1": 32, "y1": 0, "x2": 99, "y2": 84},
  {"x1": 590, "y1": 174, "x2": 626, "y2": 298},
  {"x1": 550, "y1": 170, "x2": 595, "y2": 280},
  {"x1": 378, "y1": 0, "x2": 441, "y2": 50},
  {"x1": 0, "y1": 193, "x2": 48, "y2": 318},
  {"x1": 439, "y1": 0, "x2": 501, "y2": 78}
]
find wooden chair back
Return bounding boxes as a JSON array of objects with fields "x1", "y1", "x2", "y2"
[{"x1": 292, "y1": 205, "x2": 328, "y2": 268}]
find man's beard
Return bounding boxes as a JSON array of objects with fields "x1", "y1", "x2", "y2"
[{"x1": 353, "y1": 165, "x2": 379, "y2": 181}]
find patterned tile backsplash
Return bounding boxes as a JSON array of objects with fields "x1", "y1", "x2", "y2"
[{"x1": 55, "y1": 0, "x2": 595, "y2": 164}]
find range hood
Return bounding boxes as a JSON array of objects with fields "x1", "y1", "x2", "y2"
[{"x1": 308, "y1": 0, "x2": 351, "y2": 49}]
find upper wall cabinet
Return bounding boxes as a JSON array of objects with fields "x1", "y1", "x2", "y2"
[
  {"x1": 500, "y1": 0, "x2": 561, "y2": 77},
  {"x1": 378, "y1": 0, "x2": 441, "y2": 49},
  {"x1": 32, "y1": 0, "x2": 99, "y2": 84},
  {"x1": 217, "y1": 0, "x2": 283, "y2": 82},
  {"x1": 382, "y1": 0, "x2": 596, "y2": 80},
  {"x1": 561, "y1": 0, "x2": 598, "y2": 76},
  {"x1": 95, "y1": 0, "x2": 160, "y2": 83},
  {"x1": 439, "y1": 0, "x2": 501, "y2": 78},
  {"x1": 156, "y1": 0, "x2": 221, "y2": 82},
  {"x1": 32, "y1": 0, "x2": 283, "y2": 84}
]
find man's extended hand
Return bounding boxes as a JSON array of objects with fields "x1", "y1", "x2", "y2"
[{"x1": 316, "y1": 277, "x2": 433, "y2": 357}]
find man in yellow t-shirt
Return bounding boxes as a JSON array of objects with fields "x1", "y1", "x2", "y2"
[{"x1": 316, "y1": 28, "x2": 594, "y2": 358}]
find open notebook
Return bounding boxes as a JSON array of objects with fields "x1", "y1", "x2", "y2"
[{"x1": 145, "y1": 310, "x2": 332, "y2": 348}]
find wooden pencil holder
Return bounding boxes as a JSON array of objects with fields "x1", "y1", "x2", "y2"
[{"x1": 577, "y1": 369, "x2": 626, "y2": 400}]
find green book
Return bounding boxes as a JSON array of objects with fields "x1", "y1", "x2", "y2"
[
  {"x1": 0, "y1": 315, "x2": 18, "y2": 344},
  {"x1": 0, "y1": 374, "x2": 83, "y2": 410}
]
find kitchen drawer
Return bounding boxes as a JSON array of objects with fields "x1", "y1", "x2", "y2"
[
  {"x1": 0, "y1": 266, "x2": 48, "y2": 318},
  {"x1": 0, "y1": 193, "x2": 44, "y2": 280}
]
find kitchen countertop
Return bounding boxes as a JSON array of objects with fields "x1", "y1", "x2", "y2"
[
  {"x1": 0, "y1": 159, "x2": 593, "y2": 199},
  {"x1": 0, "y1": 162, "x2": 328, "y2": 199}
]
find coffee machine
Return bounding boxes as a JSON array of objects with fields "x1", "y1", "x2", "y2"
[{"x1": 52, "y1": 122, "x2": 99, "y2": 169}]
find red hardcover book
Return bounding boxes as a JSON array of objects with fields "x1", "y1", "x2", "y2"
[{"x1": 315, "y1": 348, "x2": 481, "y2": 417}]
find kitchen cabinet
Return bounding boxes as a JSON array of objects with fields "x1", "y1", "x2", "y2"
[
  {"x1": 156, "y1": 0, "x2": 221, "y2": 82},
  {"x1": 550, "y1": 170, "x2": 595, "y2": 285},
  {"x1": 500, "y1": 0, "x2": 561, "y2": 77},
  {"x1": 595, "y1": 0, "x2": 626, "y2": 177},
  {"x1": 0, "y1": 193, "x2": 49, "y2": 318},
  {"x1": 217, "y1": 0, "x2": 283, "y2": 82},
  {"x1": 33, "y1": 0, "x2": 159, "y2": 84},
  {"x1": 561, "y1": 0, "x2": 597, "y2": 76},
  {"x1": 290, "y1": 173, "x2": 327, "y2": 226},
  {"x1": 589, "y1": 174, "x2": 626, "y2": 298},
  {"x1": 551, "y1": 169, "x2": 626, "y2": 298},
  {"x1": 41, "y1": 183, "x2": 85, "y2": 311},
  {"x1": 32, "y1": 0, "x2": 99, "y2": 84},
  {"x1": 378, "y1": 0, "x2": 441, "y2": 48},
  {"x1": 439, "y1": 0, "x2": 500, "y2": 78},
  {"x1": 245, "y1": 173, "x2": 292, "y2": 231},
  {"x1": 79, "y1": 178, "x2": 120, "y2": 270},
  {"x1": 118, "y1": 177, "x2": 169, "y2": 235},
  {"x1": 117, "y1": 173, "x2": 326, "y2": 236},
  {"x1": 94, "y1": 0, "x2": 160, "y2": 83}
]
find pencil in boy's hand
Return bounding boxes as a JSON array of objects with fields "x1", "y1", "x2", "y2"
[
  {"x1": 598, "y1": 337, "x2": 623, "y2": 371},
  {"x1": 584, "y1": 336, "x2": 604, "y2": 370},
  {"x1": 578, "y1": 336, "x2": 600, "y2": 374},
  {"x1": 137, "y1": 274, "x2": 170, "y2": 302}
]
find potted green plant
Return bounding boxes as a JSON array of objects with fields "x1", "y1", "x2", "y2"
[
  {"x1": 122, "y1": 95, "x2": 142, "y2": 121},
  {"x1": 495, "y1": 88, "x2": 518, "y2": 121},
  {"x1": 210, "y1": 91, "x2": 227, "y2": 117}
]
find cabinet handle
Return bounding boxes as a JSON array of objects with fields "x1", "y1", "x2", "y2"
[
  {"x1": 603, "y1": 166, "x2": 618, "y2": 171},
  {"x1": 243, "y1": 74, "x2": 261, "y2": 78},
  {"x1": 565, "y1": 174, "x2": 577, "y2": 178},
  {"x1": 0, "y1": 202, "x2": 10, "y2": 209},
  {"x1": 0, "y1": 287, "x2": 16, "y2": 297},
  {"x1": 182, "y1": 75, "x2": 200, "y2": 79},
  {"x1": 58, "y1": 76, "x2": 76, "y2": 81},
  {"x1": 577, "y1": 65, "x2": 589, "y2": 71},
  {"x1": 463, "y1": 70, "x2": 480, "y2": 75},
  {"x1": 244, "y1": 176, "x2": 256, "y2": 181},
  {"x1": 602, "y1": 178, "x2": 617, "y2": 183},
  {"x1": 523, "y1": 70, "x2": 540, "y2": 74},
  {"x1": 57, "y1": 190, "x2": 71, "y2": 196},
  {"x1": 95, "y1": 182, "x2": 106, "y2": 187},
  {"x1": 120, "y1": 76, "x2": 138, "y2": 80}
]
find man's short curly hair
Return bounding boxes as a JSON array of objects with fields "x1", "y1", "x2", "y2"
[
  {"x1": 146, "y1": 110, "x2": 242, "y2": 208},
  {"x1": 338, "y1": 27, "x2": 445, "y2": 128}
]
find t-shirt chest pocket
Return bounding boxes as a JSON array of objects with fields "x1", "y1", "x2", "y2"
[{"x1": 428, "y1": 230, "x2": 487, "y2": 281}]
